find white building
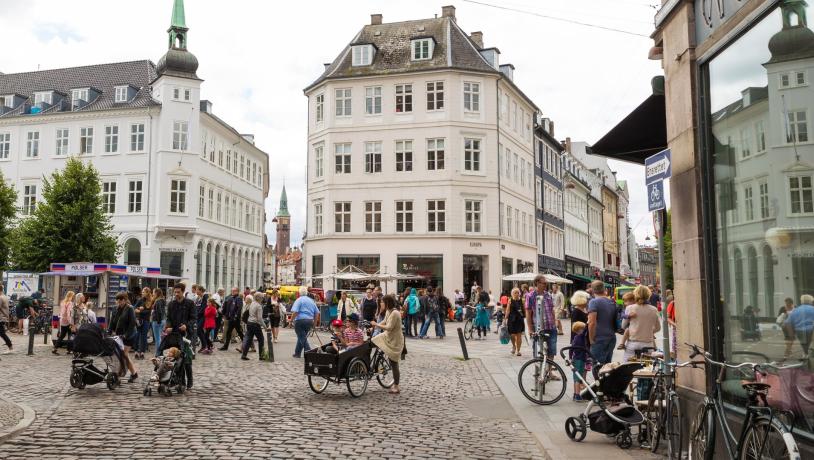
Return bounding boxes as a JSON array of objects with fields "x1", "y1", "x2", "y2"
[
  {"x1": 562, "y1": 151, "x2": 592, "y2": 283},
  {"x1": 303, "y1": 6, "x2": 538, "y2": 296},
  {"x1": 0, "y1": 0, "x2": 269, "y2": 291}
]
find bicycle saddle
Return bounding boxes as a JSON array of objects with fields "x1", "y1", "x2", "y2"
[{"x1": 741, "y1": 381, "x2": 771, "y2": 393}]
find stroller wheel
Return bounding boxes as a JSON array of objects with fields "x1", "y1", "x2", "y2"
[
  {"x1": 106, "y1": 374, "x2": 118, "y2": 391},
  {"x1": 565, "y1": 417, "x2": 587, "y2": 442},
  {"x1": 176, "y1": 385, "x2": 184, "y2": 395},
  {"x1": 616, "y1": 430, "x2": 633, "y2": 449},
  {"x1": 70, "y1": 371, "x2": 85, "y2": 389}
]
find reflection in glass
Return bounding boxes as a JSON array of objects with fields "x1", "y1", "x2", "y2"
[{"x1": 708, "y1": 0, "x2": 814, "y2": 434}]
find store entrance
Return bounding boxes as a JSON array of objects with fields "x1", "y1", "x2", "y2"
[{"x1": 463, "y1": 255, "x2": 487, "y2": 303}]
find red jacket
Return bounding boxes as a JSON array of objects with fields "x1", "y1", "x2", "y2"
[{"x1": 204, "y1": 305, "x2": 217, "y2": 329}]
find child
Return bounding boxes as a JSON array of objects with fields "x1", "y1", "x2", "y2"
[
  {"x1": 329, "y1": 319, "x2": 345, "y2": 354},
  {"x1": 343, "y1": 313, "x2": 365, "y2": 349},
  {"x1": 617, "y1": 292, "x2": 637, "y2": 351},
  {"x1": 202, "y1": 298, "x2": 217, "y2": 354},
  {"x1": 570, "y1": 321, "x2": 589, "y2": 402}
]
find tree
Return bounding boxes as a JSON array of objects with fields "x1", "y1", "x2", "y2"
[
  {"x1": 663, "y1": 209, "x2": 674, "y2": 290},
  {"x1": 0, "y1": 170, "x2": 18, "y2": 271},
  {"x1": 10, "y1": 158, "x2": 118, "y2": 271}
]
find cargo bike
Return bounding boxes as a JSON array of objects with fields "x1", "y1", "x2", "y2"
[{"x1": 303, "y1": 335, "x2": 395, "y2": 398}]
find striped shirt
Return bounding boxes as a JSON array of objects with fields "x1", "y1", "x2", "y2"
[{"x1": 343, "y1": 328, "x2": 365, "y2": 347}]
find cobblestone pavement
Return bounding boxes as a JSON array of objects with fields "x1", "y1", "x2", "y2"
[
  {"x1": 0, "y1": 399, "x2": 23, "y2": 431},
  {"x1": 0, "y1": 331, "x2": 545, "y2": 460}
]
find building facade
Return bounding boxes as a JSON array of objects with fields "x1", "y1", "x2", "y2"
[
  {"x1": 303, "y1": 6, "x2": 538, "y2": 296},
  {"x1": 562, "y1": 150, "x2": 593, "y2": 289},
  {"x1": 534, "y1": 120, "x2": 566, "y2": 278},
  {"x1": 0, "y1": 0, "x2": 269, "y2": 292},
  {"x1": 637, "y1": 245, "x2": 657, "y2": 287}
]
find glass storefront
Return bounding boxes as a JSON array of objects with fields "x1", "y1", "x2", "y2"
[
  {"x1": 311, "y1": 255, "x2": 323, "y2": 288},
  {"x1": 336, "y1": 255, "x2": 379, "y2": 290},
  {"x1": 397, "y1": 255, "x2": 442, "y2": 293},
  {"x1": 502, "y1": 257, "x2": 513, "y2": 295},
  {"x1": 705, "y1": 0, "x2": 814, "y2": 434},
  {"x1": 463, "y1": 254, "x2": 487, "y2": 301}
]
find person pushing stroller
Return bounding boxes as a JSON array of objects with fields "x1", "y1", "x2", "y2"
[{"x1": 162, "y1": 283, "x2": 195, "y2": 389}]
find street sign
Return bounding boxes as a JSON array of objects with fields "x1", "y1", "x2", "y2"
[
  {"x1": 648, "y1": 180, "x2": 666, "y2": 212},
  {"x1": 645, "y1": 148, "x2": 672, "y2": 185}
]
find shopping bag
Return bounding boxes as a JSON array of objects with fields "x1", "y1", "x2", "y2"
[{"x1": 499, "y1": 324, "x2": 509, "y2": 344}]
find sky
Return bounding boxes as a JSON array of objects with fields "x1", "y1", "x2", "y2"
[{"x1": 0, "y1": 0, "x2": 664, "y2": 245}]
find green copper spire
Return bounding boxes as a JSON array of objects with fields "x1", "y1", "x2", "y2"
[
  {"x1": 277, "y1": 185, "x2": 290, "y2": 217},
  {"x1": 171, "y1": 0, "x2": 187, "y2": 28}
]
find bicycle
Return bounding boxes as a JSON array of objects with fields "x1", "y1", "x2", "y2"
[
  {"x1": 517, "y1": 330, "x2": 567, "y2": 405},
  {"x1": 685, "y1": 343, "x2": 802, "y2": 460},
  {"x1": 462, "y1": 305, "x2": 476, "y2": 340}
]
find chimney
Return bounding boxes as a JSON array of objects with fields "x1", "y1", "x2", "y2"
[
  {"x1": 323, "y1": 63, "x2": 331, "y2": 71},
  {"x1": 441, "y1": 5, "x2": 456, "y2": 20},
  {"x1": 565, "y1": 137, "x2": 572, "y2": 154},
  {"x1": 371, "y1": 14, "x2": 382, "y2": 25},
  {"x1": 499, "y1": 63, "x2": 515, "y2": 81},
  {"x1": 199, "y1": 100, "x2": 212, "y2": 114},
  {"x1": 549, "y1": 120, "x2": 555, "y2": 137},
  {"x1": 469, "y1": 31, "x2": 483, "y2": 48}
]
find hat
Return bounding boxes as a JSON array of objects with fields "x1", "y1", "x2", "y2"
[
  {"x1": 347, "y1": 313, "x2": 360, "y2": 323},
  {"x1": 331, "y1": 319, "x2": 343, "y2": 328}
]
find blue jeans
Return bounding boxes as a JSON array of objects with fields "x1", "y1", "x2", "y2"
[
  {"x1": 542, "y1": 329, "x2": 558, "y2": 357},
  {"x1": 151, "y1": 320, "x2": 165, "y2": 356},
  {"x1": 293, "y1": 319, "x2": 313, "y2": 357},
  {"x1": 136, "y1": 321, "x2": 150, "y2": 353},
  {"x1": 591, "y1": 336, "x2": 617, "y2": 367},
  {"x1": 419, "y1": 311, "x2": 442, "y2": 337}
]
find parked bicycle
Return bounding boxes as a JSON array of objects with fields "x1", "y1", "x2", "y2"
[
  {"x1": 517, "y1": 330, "x2": 567, "y2": 405},
  {"x1": 685, "y1": 343, "x2": 802, "y2": 460},
  {"x1": 462, "y1": 305, "x2": 476, "y2": 340}
]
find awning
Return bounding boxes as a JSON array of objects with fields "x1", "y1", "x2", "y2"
[
  {"x1": 566, "y1": 274, "x2": 594, "y2": 284},
  {"x1": 591, "y1": 76, "x2": 667, "y2": 165}
]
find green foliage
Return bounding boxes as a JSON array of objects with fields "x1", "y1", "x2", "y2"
[
  {"x1": 663, "y1": 209, "x2": 673, "y2": 290},
  {"x1": 0, "y1": 171, "x2": 18, "y2": 269},
  {"x1": 10, "y1": 158, "x2": 119, "y2": 271}
]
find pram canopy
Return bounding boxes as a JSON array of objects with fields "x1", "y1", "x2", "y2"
[
  {"x1": 582, "y1": 362, "x2": 644, "y2": 399},
  {"x1": 73, "y1": 323, "x2": 121, "y2": 357}
]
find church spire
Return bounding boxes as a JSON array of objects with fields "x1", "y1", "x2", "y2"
[
  {"x1": 277, "y1": 185, "x2": 290, "y2": 218},
  {"x1": 171, "y1": 0, "x2": 187, "y2": 29},
  {"x1": 156, "y1": 0, "x2": 199, "y2": 79}
]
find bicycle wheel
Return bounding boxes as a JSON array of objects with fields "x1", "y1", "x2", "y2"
[
  {"x1": 738, "y1": 416, "x2": 799, "y2": 460},
  {"x1": 646, "y1": 381, "x2": 665, "y2": 453},
  {"x1": 688, "y1": 402, "x2": 715, "y2": 460},
  {"x1": 346, "y1": 358, "x2": 369, "y2": 398},
  {"x1": 517, "y1": 357, "x2": 567, "y2": 405},
  {"x1": 464, "y1": 320, "x2": 474, "y2": 340},
  {"x1": 666, "y1": 393, "x2": 683, "y2": 459},
  {"x1": 373, "y1": 354, "x2": 394, "y2": 389},
  {"x1": 308, "y1": 375, "x2": 329, "y2": 394}
]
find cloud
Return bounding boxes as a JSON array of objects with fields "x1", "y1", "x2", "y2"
[{"x1": 33, "y1": 23, "x2": 84, "y2": 44}]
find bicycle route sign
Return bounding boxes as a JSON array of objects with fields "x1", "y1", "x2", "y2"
[{"x1": 645, "y1": 148, "x2": 671, "y2": 212}]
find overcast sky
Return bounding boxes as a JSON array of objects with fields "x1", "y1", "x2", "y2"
[{"x1": 0, "y1": 0, "x2": 664, "y2": 245}]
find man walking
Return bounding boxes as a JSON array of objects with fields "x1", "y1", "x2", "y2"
[
  {"x1": 418, "y1": 287, "x2": 442, "y2": 339},
  {"x1": 437, "y1": 288, "x2": 451, "y2": 338},
  {"x1": 240, "y1": 293, "x2": 265, "y2": 361},
  {"x1": 587, "y1": 280, "x2": 618, "y2": 367},
  {"x1": 163, "y1": 283, "x2": 195, "y2": 388},
  {"x1": 784, "y1": 294, "x2": 814, "y2": 357},
  {"x1": 219, "y1": 288, "x2": 244, "y2": 351},
  {"x1": 552, "y1": 284, "x2": 565, "y2": 335},
  {"x1": 526, "y1": 275, "x2": 558, "y2": 373},
  {"x1": 291, "y1": 286, "x2": 320, "y2": 358}
]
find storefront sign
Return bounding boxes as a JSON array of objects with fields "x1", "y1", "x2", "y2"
[
  {"x1": 694, "y1": 0, "x2": 749, "y2": 43},
  {"x1": 469, "y1": 242, "x2": 482, "y2": 247},
  {"x1": 7, "y1": 273, "x2": 38, "y2": 296},
  {"x1": 125, "y1": 265, "x2": 161, "y2": 275},
  {"x1": 160, "y1": 247, "x2": 185, "y2": 253}
]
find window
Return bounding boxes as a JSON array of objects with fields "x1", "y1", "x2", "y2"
[
  {"x1": 427, "y1": 81, "x2": 444, "y2": 111},
  {"x1": 170, "y1": 179, "x2": 187, "y2": 214},
  {"x1": 314, "y1": 144, "x2": 324, "y2": 178},
  {"x1": 240, "y1": 155, "x2": 245, "y2": 179},
  {"x1": 77, "y1": 127, "x2": 93, "y2": 154},
  {"x1": 395, "y1": 140, "x2": 413, "y2": 172},
  {"x1": 0, "y1": 133, "x2": 9, "y2": 159},
  {"x1": 233, "y1": 152, "x2": 238, "y2": 173},
  {"x1": 506, "y1": 205, "x2": 513, "y2": 237},
  {"x1": 172, "y1": 121, "x2": 188, "y2": 150},
  {"x1": 786, "y1": 110, "x2": 808, "y2": 143},
  {"x1": 395, "y1": 201, "x2": 413, "y2": 232},
  {"x1": 513, "y1": 152, "x2": 519, "y2": 181},
  {"x1": 352, "y1": 44, "x2": 374, "y2": 66},
  {"x1": 364, "y1": 141, "x2": 382, "y2": 173},
  {"x1": 130, "y1": 123, "x2": 145, "y2": 152},
  {"x1": 216, "y1": 191, "x2": 222, "y2": 222},
  {"x1": 759, "y1": 181, "x2": 769, "y2": 219},
  {"x1": 465, "y1": 200, "x2": 482, "y2": 233},
  {"x1": 184, "y1": 89, "x2": 191, "y2": 101},
  {"x1": 231, "y1": 197, "x2": 237, "y2": 226},
  {"x1": 411, "y1": 39, "x2": 432, "y2": 60},
  {"x1": 314, "y1": 202, "x2": 323, "y2": 235},
  {"x1": 520, "y1": 160, "x2": 526, "y2": 187},
  {"x1": 427, "y1": 200, "x2": 445, "y2": 232},
  {"x1": 226, "y1": 150, "x2": 232, "y2": 172},
  {"x1": 252, "y1": 163, "x2": 257, "y2": 184},
  {"x1": 334, "y1": 202, "x2": 351, "y2": 233},
  {"x1": 755, "y1": 121, "x2": 766, "y2": 152},
  {"x1": 173, "y1": 88, "x2": 180, "y2": 100},
  {"x1": 101, "y1": 181, "x2": 117, "y2": 214},
  {"x1": 22, "y1": 185, "x2": 36, "y2": 215},
  {"x1": 744, "y1": 185, "x2": 754, "y2": 221},
  {"x1": 365, "y1": 86, "x2": 382, "y2": 115},
  {"x1": 505, "y1": 148, "x2": 512, "y2": 179},
  {"x1": 207, "y1": 188, "x2": 214, "y2": 219},
  {"x1": 104, "y1": 125, "x2": 119, "y2": 153},
  {"x1": 335, "y1": 143, "x2": 351, "y2": 174},
  {"x1": 71, "y1": 88, "x2": 88, "y2": 106},
  {"x1": 315, "y1": 93, "x2": 324, "y2": 123},
  {"x1": 26, "y1": 131, "x2": 39, "y2": 158},
  {"x1": 114, "y1": 86, "x2": 128, "y2": 103},
  {"x1": 515, "y1": 208, "x2": 520, "y2": 237},
  {"x1": 427, "y1": 138, "x2": 445, "y2": 170},
  {"x1": 395, "y1": 84, "x2": 412, "y2": 113},
  {"x1": 463, "y1": 82, "x2": 480, "y2": 112},
  {"x1": 464, "y1": 138, "x2": 481, "y2": 172},
  {"x1": 522, "y1": 213, "x2": 527, "y2": 242},
  {"x1": 797, "y1": 71, "x2": 806, "y2": 85},
  {"x1": 789, "y1": 175, "x2": 813, "y2": 215},
  {"x1": 55, "y1": 128, "x2": 69, "y2": 156},
  {"x1": 512, "y1": 101, "x2": 519, "y2": 131},
  {"x1": 740, "y1": 128, "x2": 752, "y2": 158},
  {"x1": 128, "y1": 180, "x2": 143, "y2": 213},
  {"x1": 198, "y1": 185, "x2": 205, "y2": 217},
  {"x1": 781, "y1": 73, "x2": 790, "y2": 87},
  {"x1": 365, "y1": 201, "x2": 382, "y2": 233},
  {"x1": 335, "y1": 89, "x2": 352, "y2": 117},
  {"x1": 34, "y1": 91, "x2": 52, "y2": 105}
]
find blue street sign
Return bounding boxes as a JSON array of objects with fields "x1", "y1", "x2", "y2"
[
  {"x1": 648, "y1": 180, "x2": 666, "y2": 212},
  {"x1": 645, "y1": 148, "x2": 672, "y2": 185}
]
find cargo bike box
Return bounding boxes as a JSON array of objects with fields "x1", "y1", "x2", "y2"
[{"x1": 303, "y1": 340, "x2": 395, "y2": 397}]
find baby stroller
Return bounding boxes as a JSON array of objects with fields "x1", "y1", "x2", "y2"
[
  {"x1": 560, "y1": 346, "x2": 645, "y2": 449},
  {"x1": 144, "y1": 351, "x2": 185, "y2": 397},
  {"x1": 70, "y1": 323, "x2": 124, "y2": 391}
]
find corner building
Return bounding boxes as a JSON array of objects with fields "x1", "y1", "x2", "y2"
[{"x1": 304, "y1": 6, "x2": 538, "y2": 296}]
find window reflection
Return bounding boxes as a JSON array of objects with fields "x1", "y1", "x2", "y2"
[{"x1": 709, "y1": 0, "x2": 814, "y2": 434}]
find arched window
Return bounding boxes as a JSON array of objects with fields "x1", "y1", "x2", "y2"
[
  {"x1": 762, "y1": 245, "x2": 774, "y2": 312},
  {"x1": 214, "y1": 244, "x2": 221, "y2": 289},
  {"x1": 734, "y1": 248, "x2": 744, "y2": 315},
  {"x1": 124, "y1": 238, "x2": 141, "y2": 265},
  {"x1": 196, "y1": 241, "x2": 203, "y2": 285},
  {"x1": 205, "y1": 242, "x2": 212, "y2": 291}
]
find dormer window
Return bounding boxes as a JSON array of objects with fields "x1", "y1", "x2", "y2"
[
  {"x1": 352, "y1": 44, "x2": 375, "y2": 66},
  {"x1": 1, "y1": 95, "x2": 13, "y2": 108},
  {"x1": 72, "y1": 88, "x2": 89, "y2": 107},
  {"x1": 34, "y1": 91, "x2": 53, "y2": 105},
  {"x1": 115, "y1": 86, "x2": 129, "y2": 103},
  {"x1": 411, "y1": 38, "x2": 433, "y2": 61}
]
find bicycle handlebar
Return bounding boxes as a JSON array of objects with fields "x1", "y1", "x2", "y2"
[
  {"x1": 559, "y1": 346, "x2": 596, "y2": 362},
  {"x1": 684, "y1": 342, "x2": 805, "y2": 374}
]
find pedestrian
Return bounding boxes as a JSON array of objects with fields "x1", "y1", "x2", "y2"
[
  {"x1": 526, "y1": 275, "x2": 558, "y2": 378},
  {"x1": 499, "y1": 291, "x2": 509, "y2": 310},
  {"x1": 648, "y1": 285, "x2": 661, "y2": 311},
  {"x1": 239, "y1": 295, "x2": 257, "y2": 353},
  {"x1": 587, "y1": 280, "x2": 618, "y2": 367},
  {"x1": 784, "y1": 294, "x2": 814, "y2": 357},
  {"x1": 418, "y1": 287, "x2": 442, "y2": 339},
  {"x1": 201, "y1": 298, "x2": 217, "y2": 354},
  {"x1": 290, "y1": 286, "x2": 320, "y2": 358},
  {"x1": 570, "y1": 321, "x2": 589, "y2": 401},
  {"x1": 487, "y1": 289, "x2": 496, "y2": 319},
  {"x1": 110, "y1": 292, "x2": 138, "y2": 383},
  {"x1": 666, "y1": 298, "x2": 677, "y2": 358},
  {"x1": 219, "y1": 287, "x2": 245, "y2": 350},
  {"x1": 552, "y1": 284, "x2": 565, "y2": 335},
  {"x1": 151, "y1": 288, "x2": 167, "y2": 357},
  {"x1": 569, "y1": 290, "x2": 590, "y2": 345},
  {"x1": 371, "y1": 295, "x2": 405, "y2": 395},
  {"x1": 213, "y1": 287, "x2": 225, "y2": 343},
  {"x1": 133, "y1": 287, "x2": 153, "y2": 360},
  {"x1": 0, "y1": 286, "x2": 12, "y2": 351},
  {"x1": 337, "y1": 290, "x2": 357, "y2": 321},
  {"x1": 620, "y1": 286, "x2": 660, "y2": 361},
  {"x1": 15, "y1": 296, "x2": 36, "y2": 335},
  {"x1": 163, "y1": 283, "x2": 195, "y2": 389},
  {"x1": 53, "y1": 291, "x2": 75, "y2": 355},
  {"x1": 470, "y1": 281, "x2": 479, "y2": 302},
  {"x1": 404, "y1": 288, "x2": 420, "y2": 337},
  {"x1": 266, "y1": 291, "x2": 283, "y2": 343},
  {"x1": 504, "y1": 287, "x2": 525, "y2": 356},
  {"x1": 194, "y1": 285, "x2": 209, "y2": 352},
  {"x1": 72, "y1": 294, "x2": 96, "y2": 329},
  {"x1": 241, "y1": 293, "x2": 265, "y2": 361},
  {"x1": 474, "y1": 286, "x2": 490, "y2": 340},
  {"x1": 436, "y1": 288, "x2": 450, "y2": 338},
  {"x1": 616, "y1": 292, "x2": 637, "y2": 351},
  {"x1": 361, "y1": 288, "x2": 378, "y2": 322}
]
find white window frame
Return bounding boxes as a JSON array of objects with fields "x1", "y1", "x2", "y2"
[
  {"x1": 101, "y1": 180, "x2": 117, "y2": 214},
  {"x1": 104, "y1": 125, "x2": 119, "y2": 154},
  {"x1": 463, "y1": 82, "x2": 480, "y2": 112},
  {"x1": 169, "y1": 178, "x2": 188, "y2": 215},
  {"x1": 128, "y1": 179, "x2": 143, "y2": 214},
  {"x1": 207, "y1": 188, "x2": 214, "y2": 219},
  {"x1": 172, "y1": 121, "x2": 188, "y2": 150},
  {"x1": 464, "y1": 199, "x2": 482, "y2": 234},
  {"x1": 786, "y1": 110, "x2": 808, "y2": 144},
  {"x1": 395, "y1": 140, "x2": 413, "y2": 172},
  {"x1": 427, "y1": 199, "x2": 446, "y2": 233},
  {"x1": 34, "y1": 91, "x2": 52, "y2": 105},
  {"x1": 314, "y1": 201, "x2": 323, "y2": 235},
  {"x1": 506, "y1": 205, "x2": 513, "y2": 238},
  {"x1": 365, "y1": 86, "x2": 382, "y2": 115},
  {"x1": 426, "y1": 81, "x2": 444, "y2": 111},
  {"x1": 335, "y1": 143, "x2": 351, "y2": 174},
  {"x1": 315, "y1": 93, "x2": 324, "y2": 123},
  {"x1": 364, "y1": 141, "x2": 382, "y2": 174},
  {"x1": 464, "y1": 138, "x2": 481, "y2": 173},
  {"x1": 22, "y1": 184, "x2": 37, "y2": 215},
  {"x1": 334, "y1": 202, "x2": 351, "y2": 233},
  {"x1": 314, "y1": 143, "x2": 324, "y2": 178},
  {"x1": 411, "y1": 38, "x2": 433, "y2": 61},
  {"x1": 130, "y1": 123, "x2": 145, "y2": 152},
  {"x1": 395, "y1": 200, "x2": 413, "y2": 233},
  {"x1": 71, "y1": 88, "x2": 88, "y2": 107},
  {"x1": 335, "y1": 88, "x2": 352, "y2": 117},
  {"x1": 427, "y1": 138, "x2": 445, "y2": 171},
  {"x1": 744, "y1": 183, "x2": 754, "y2": 221},
  {"x1": 395, "y1": 84, "x2": 412, "y2": 113},
  {"x1": 26, "y1": 131, "x2": 39, "y2": 158},
  {"x1": 365, "y1": 201, "x2": 382, "y2": 233},
  {"x1": 352, "y1": 45, "x2": 374, "y2": 66},
  {"x1": 788, "y1": 174, "x2": 814, "y2": 215},
  {"x1": 0, "y1": 133, "x2": 10, "y2": 159},
  {"x1": 759, "y1": 180, "x2": 770, "y2": 219},
  {"x1": 198, "y1": 185, "x2": 205, "y2": 218},
  {"x1": 55, "y1": 128, "x2": 69, "y2": 156},
  {"x1": 114, "y1": 86, "x2": 129, "y2": 103},
  {"x1": 755, "y1": 121, "x2": 766, "y2": 153}
]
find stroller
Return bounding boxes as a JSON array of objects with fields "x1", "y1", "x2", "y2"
[
  {"x1": 70, "y1": 323, "x2": 124, "y2": 391},
  {"x1": 560, "y1": 346, "x2": 645, "y2": 449},
  {"x1": 144, "y1": 335, "x2": 191, "y2": 396}
]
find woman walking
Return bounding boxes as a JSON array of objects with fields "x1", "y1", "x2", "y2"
[
  {"x1": 569, "y1": 290, "x2": 591, "y2": 344},
  {"x1": 202, "y1": 298, "x2": 217, "y2": 354},
  {"x1": 504, "y1": 288, "x2": 525, "y2": 355},
  {"x1": 53, "y1": 291, "x2": 76, "y2": 355},
  {"x1": 371, "y1": 295, "x2": 405, "y2": 395},
  {"x1": 133, "y1": 287, "x2": 153, "y2": 360},
  {"x1": 151, "y1": 288, "x2": 167, "y2": 357},
  {"x1": 403, "y1": 288, "x2": 420, "y2": 338},
  {"x1": 622, "y1": 285, "x2": 661, "y2": 361},
  {"x1": 110, "y1": 292, "x2": 139, "y2": 382},
  {"x1": 473, "y1": 286, "x2": 491, "y2": 340},
  {"x1": 266, "y1": 291, "x2": 283, "y2": 343},
  {"x1": 72, "y1": 294, "x2": 96, "y2": 329}
]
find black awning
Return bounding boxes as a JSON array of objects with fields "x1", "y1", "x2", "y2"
[{"x1": 591, "y1": 92, "x2": 667, "y2": 165}]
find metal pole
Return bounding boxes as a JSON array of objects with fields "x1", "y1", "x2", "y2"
[
  {"x1": 27, "y1": 323, "x2": 35, "y2": 355},
  {"x1": 457, "y1": 327, "x2": 469, "y2": 360},
  {"x1": 656, "y1": 209, "x2": 671, "y2": 368},
  {"x1": 266, "y1": 330, "x2": 275, "y2": 362}
]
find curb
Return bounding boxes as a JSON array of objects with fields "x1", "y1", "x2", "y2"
[{"x1": 0, "y1": 394, "x2": 36, "y2": 443}]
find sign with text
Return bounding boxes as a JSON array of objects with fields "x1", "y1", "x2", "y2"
[
  {"x1": 648, "y1": 180, "x2": 666, "y2": 212},
  {"x1": 645, "y1": 148, "x2": 672, "y2": 185}
]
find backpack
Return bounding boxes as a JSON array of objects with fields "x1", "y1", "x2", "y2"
[
  {"x1": 241, "y1": 305, "x2": 250, "y2": 324},
  {"x1": 407, "y1": 297, "x2": 418, "y2": 315},
  {"x1": 428, "y1": 296, "x2": 439, "y2": 313}
]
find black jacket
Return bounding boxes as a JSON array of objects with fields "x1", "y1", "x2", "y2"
[
  {"x1": 165, "y1": 297, "x2": 195, "y2": 333},
  {"x1": 438, "y1": 295, "x2": 451, "y2": 316},
  {"x1": 110, "y1": 304, "x2": 136, "y2": 338},
  {"x1": 222, "y1": 295, "x2": 243, "y2": 321},
  {"x1": 361, "y1": 297, "x2": 378, "y2": 322},
  {"x1": 151, "y1": 298, "x2": 167, "y2": 323}
]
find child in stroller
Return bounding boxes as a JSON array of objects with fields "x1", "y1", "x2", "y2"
[
  {"x1": 70, "y1": 323, "x2": 125, "y2": 391},
  {"x1": 144, "y1": 346, "x2": 185, "y2": 396}
]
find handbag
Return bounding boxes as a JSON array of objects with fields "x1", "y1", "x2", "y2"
[{"x1": 499, "y1": 324, "x2": 510, "y2": 344}]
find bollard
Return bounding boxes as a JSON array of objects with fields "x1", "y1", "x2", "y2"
[
  {"x1": 28, "y1": 324, "x2": 36, "y2": 356},
  {"x1": 266, "y1": 331, "x2": 275, "y2": 363},
  {"x1": 457, "y1": 327, "x2": 469, "y2": 360}
]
